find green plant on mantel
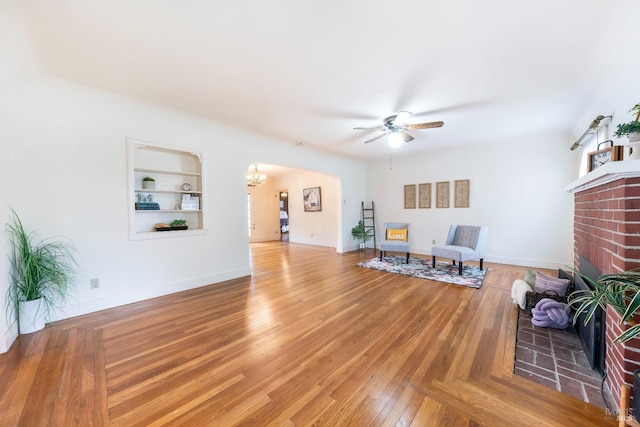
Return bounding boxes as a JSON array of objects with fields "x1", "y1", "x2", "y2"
[
  {"x1": 142, "y1": 176, "x2": 155, "y2": 182},
  {"x1": 570, "y1": 268, "x2": 640, "y2": 342},
  {"x1": 613, "y1": 103, "x2": 640, "y2": 138}
]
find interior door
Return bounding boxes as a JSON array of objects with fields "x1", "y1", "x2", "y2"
[{"x1": 248, "y1": 187, "x2": 279, "y2": 243}]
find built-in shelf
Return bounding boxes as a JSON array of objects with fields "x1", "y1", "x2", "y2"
[
  {"x1": 134, "y1": 168, "x2": 201, "y2": 177},
  {"x1": 127, "y1": 139, "x2": 206, "y2": 239},
  {"x1": 135, "y1": 209, "x2": 203, "y2": 213},
  {"x1": 134, "y1": 189, "x2": 203, "y2": 194}
]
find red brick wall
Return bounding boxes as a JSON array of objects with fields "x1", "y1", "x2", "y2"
[
  {"x1": 574, "y1": 177, "x2": 640, "y2": 408},
  {"x1": 606, "y1": 306, "x2": 640, "y2": 408}
]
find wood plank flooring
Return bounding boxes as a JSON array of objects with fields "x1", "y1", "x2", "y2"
[{"x1": 0, "y1": 242, "x2": 617, "y2": 426}]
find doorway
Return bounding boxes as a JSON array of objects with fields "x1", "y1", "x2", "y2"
[
  {"x1": 247, "y1": 185, "x2": 279, "y2": 243},
  {"x1": 279, "y1": 190, "x2": 289, "y2": 242},
  {"x1": 245, "y1": 163, "x2": 342, "y2": 250}
]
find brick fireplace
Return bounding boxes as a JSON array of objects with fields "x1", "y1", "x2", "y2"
[{"x1": 568, "y1": 161, "x2": 640, "y2": 408}]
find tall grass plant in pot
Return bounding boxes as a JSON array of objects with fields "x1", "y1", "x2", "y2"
[{"x1": 5, "y1": 210, "x2": 78, "y2": 334}]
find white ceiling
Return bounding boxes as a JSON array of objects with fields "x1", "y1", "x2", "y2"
[{"x1": 5, "y1": 1, "x2": 640, "y2": 159}]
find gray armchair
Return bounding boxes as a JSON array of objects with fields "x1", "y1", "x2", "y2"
[
  {"x1": 379, "y1": 222, "x2": 410, "y2": 263},
  {"x1": 431, "y1": 225, "x2": 488, "y2": 274}
]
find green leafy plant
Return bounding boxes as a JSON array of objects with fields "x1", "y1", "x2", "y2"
[
  {"x1": 5, "y1": 210, "x2": 78, "y2": 322},
  {"x1": 142, "y1": 176, "x2": 155, "y2": 182},
  {"x1": 170, "y1": 219, "x2": 187, "y2": 227},
  {"x1": 351, "y1": 220, "x2": 373, "y2": 244},
  {"x1": 613, "y1": 103, "x2": 640, "y2": 138},
  {"x1": 570, "y1": 269, "x2": 640, "y2": 343}
]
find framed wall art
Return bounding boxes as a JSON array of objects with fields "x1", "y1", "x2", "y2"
[
  {"x1": 454, "y1": 179, "x2": 470, "y2": 208},
  {"x1": 404, "y1": 184, "x2": 416, "y2": 209},
  {"x1": 436, "y1": 181, "x2": 450, "y2": 208},
  {"x1": 418, "y1": 183, "x2": 431, "y2": 208},
  {"x1": 303, "y1": 187, "x2": 322, "y2": 212}
]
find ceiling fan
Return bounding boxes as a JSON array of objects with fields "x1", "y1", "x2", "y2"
[{"x1": 354, "y1": 111, "x2": 444, "y2": 147}]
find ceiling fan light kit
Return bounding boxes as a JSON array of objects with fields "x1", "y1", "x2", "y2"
[
  {"x1": 388, "y1": 132, "x2": 404, "y2": 148},
  {"x1": 355, "y1": 111, "x2": 444, "y2": 148}
]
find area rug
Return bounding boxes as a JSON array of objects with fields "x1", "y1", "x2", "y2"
[{"x1": 357, "y1": 255, "x2": 486, "y2": 289}]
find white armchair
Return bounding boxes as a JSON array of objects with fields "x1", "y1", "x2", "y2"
[
  {"x1": 431, "y1": 225, "x2": 488, "y2": 274},
  {"x1": 379, "y1": 222, "x2": 410, "y2": 263}
]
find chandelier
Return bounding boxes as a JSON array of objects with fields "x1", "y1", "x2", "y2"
[{"x1": 247, "y1": 164, "x2": 266, "y2": 186}]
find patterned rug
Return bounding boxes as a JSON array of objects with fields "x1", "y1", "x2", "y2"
[{"x1": 357, "y1": 255, "x2": 486, "y2": 289}]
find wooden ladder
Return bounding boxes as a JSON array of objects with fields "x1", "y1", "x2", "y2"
[{"x1": 361, "y1": 201, "x2": 376, "y2": 253}]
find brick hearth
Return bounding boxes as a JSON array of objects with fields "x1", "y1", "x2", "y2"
[{"x1": 515, "y1": 309, "x2": 612, "y2": 408}]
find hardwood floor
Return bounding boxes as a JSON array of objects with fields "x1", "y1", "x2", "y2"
[{"x1": 0, "y1": 242, "x2": 616, "y2": 426}]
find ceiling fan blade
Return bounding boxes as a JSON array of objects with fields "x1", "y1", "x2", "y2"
[
  {"x1": 363, "y1": 132, "x2": 389, "y2": 144},
  {"x1": 406, "y1": 121, "x2": 444, "y2": 130},
  {"x1": 393, "y1": 111, "x2": 413, "y2": 127},
  {"x1": 354, "y1": 126, "x2": 386, "y2": 131},
  {"x1": 400, "y1": 132, "x2": 414, "y2": 143}
]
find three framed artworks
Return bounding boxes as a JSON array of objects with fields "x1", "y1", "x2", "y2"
[{"x1": 404, "y1": 179, "x2": 469, "y2": 209}]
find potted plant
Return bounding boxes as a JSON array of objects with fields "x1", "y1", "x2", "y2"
[
  {"x1": 570, "y1": 269, "x2": 640, "y2": 415},
  {"x1": 170, "y1": 219, "x2": 188, "y2": 230},
  {"x1": 570, "y1": 269, "x2": 640, "y2": 343},
  {"x1": 614, "y1": 103, "x2": 640, "y2": 144},
  {"x1": 351, "y1": 220, "x2": 373, "y2": 249},
  {"x1": 5, "y1": 210, "x2": 78, "y2": 334},
  {"x1": 142, "y1": 176, "x2": 155, "y2": 189}
]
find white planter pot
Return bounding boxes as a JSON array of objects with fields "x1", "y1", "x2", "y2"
[
  {"x1": 627, "y1": 141, "x2": 640, "y2": 160},
  {"x1": 19, "y1": 298, "x2": 46, "y2": 334},
  {"x1": 629, "y1": 132, "x2": 640, "y2": 143},
  {"x1": 142, "y1": 181, "x2": 155, "y2": 189}
]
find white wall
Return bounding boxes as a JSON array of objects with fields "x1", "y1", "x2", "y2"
[
  {"x1": 0, "y1": 38, "x2": 13, "y2": 353},
  {"x1": 367, "y1": 131, "x2": 578, "y2": 269},
  {"x1": 0, "y1": 76, "x2": 367, "y2": 351},
  {"x1": 271, "y1": 171, "x2": 341, "y2": 248},
  {"x1": 568, "y1": 3, "x2": 640, "y2": 176}
]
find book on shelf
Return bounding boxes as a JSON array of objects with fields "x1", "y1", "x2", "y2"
[{"x1": 135, "y1": 202, "x2": 160, "y2": 210}]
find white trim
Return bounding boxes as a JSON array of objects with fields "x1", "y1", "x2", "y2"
[{"x1": 565, "y1": 159, "x2": 640, "y2": 193}]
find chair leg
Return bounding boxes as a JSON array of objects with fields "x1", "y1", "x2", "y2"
[
  {"x1": 380, "y1": 251, "x2": 383, "y2": 261},
  {"x1": 406, "y1": 253, "x2": 409, "y2": 264},
  {"x1": 432, "y1": 256, "x2": 436, "y2": 268},
  {"x1": 459, "y1": 261, "x2": 463, "y2": 275},
  {"x1": 480, "y1": 259, "x2": 484, "y2": 270}
]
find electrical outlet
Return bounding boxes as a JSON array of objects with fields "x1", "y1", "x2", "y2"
[
  {"x1": 432, "y1": 239, "x2": 436, "y2": 244},
  {"x1": 90, "y1": 278, "x2": 100, "y2": 289}
]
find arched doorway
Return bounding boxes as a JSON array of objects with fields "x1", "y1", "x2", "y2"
[{"x1": 245, "y1": 163, "x2": 341, "y2": 249}]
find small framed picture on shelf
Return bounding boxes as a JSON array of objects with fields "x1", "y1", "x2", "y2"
[{"x1": 181, "y1": 193, "x2": 200, "y2": 210}]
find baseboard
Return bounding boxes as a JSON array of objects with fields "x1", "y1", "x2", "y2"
[
  {"x1": 406, "y1": 246, "x2": 570, "y2": 270},
  {"x1": 51, "y1": 267, "x2": 252, "y2": 323},
  {"x1": 289, "y1": 238, "x2": 335, "y2": 248},
  {"x1": 485, "y1": 255, "x2": 571, "y2": 270},
  {"x1": 0, "y1": 319, "x2": 18, "y2": 354}
]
